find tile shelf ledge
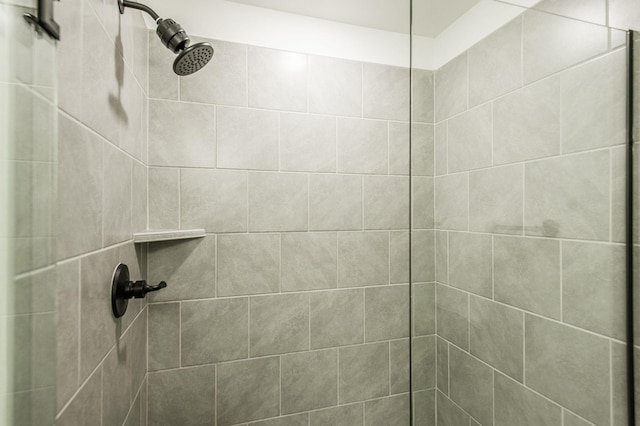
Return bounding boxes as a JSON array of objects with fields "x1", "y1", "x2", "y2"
[{"x1": 133, "y1": 229, "x2": 206, "y2": 244}]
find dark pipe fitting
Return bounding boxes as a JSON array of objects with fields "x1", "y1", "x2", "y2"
[
  {"x1": 156, "y1": 18, "x2": 191, "y2": 53},
  {"x1": 111, "y1": 264, "x2": 167, "y2": 318}
]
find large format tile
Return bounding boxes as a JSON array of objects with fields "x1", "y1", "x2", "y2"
[
  {"x1": 435, "y1": 231, "x2": 448, "y2": 284},
  {"x1": 338, "y1": 232, "x2": 389, "y2": 287},
  {"x1": 412, "y1": 123, "x2": 435, "y2": 177},
  {"x1": 434, "y1": 174, "x2": 468, "y2": 231},
  {"x1": 309, "y1": 174, "x2": 363, "y2": 231},
  {"x1": 412, "y1": 231, "x2": 435, "y2": 283},
  {"x1": 365, "y1": 285, "x2": 409, "y2": 342},
  {"x1": 413, "y1": 177, "x2": 434, "y2": 230},
  {"x1": 390, "y1": 339, "x2": 410, "y2": 394},
  {"x1": 363, "y1": 63, "x2": 409, "y2": 121},
  {"x1": 148, "y1": 31, "x2": 178, "y2": 100},
  {"x1": 148, "y1": 303, "x2": 180, "y2": 371},
  {"x1": 449, "y1": 346, "x2": 493, "y2": 426},
  {"x1": 281, "y1": 349, "x2": 338, "y2": 414},
  {"x1": 412, "y1": 336, "x2": 436, "y2": 391},
  {"x1": 339, "y1": 342, "x2": 390, "y2": 404},
  {"x1": 250, "y1": 293, "x2": 309, "y2": 356},
  {"x1": 413, "y1": 282, "x2": 435, "y2": 336},
  {"x1": 310, "y1": 289, "x2": 364, "y2": 349},
  {"x1": 448, "y1": 232, "x2": 492, "y2": 297},
  {"x1": 435, "y1": 53, "x2": 467, "y2": 121},
  {"x1": 310, "y1": 404, "x2": 364, "y2": 426},
  {"x1": 436, "y1": 391, "x2": 469, "y2": 426},
  {"x1": 250, "y1": 414, "x2": 309, "y2": 426},
  {"x1": 337, "y1": 118, "x2": 388, "y2": 174},
  {"x1": 181, "y1": 298, "x2": 248, "y2": 365},
  {"x1": 436, "y1": 337, "x2": 449, "y2": 395},
  {"x1": 390, "y1": 232, "x2": 409, "y2": 284},
  {"x1": 280, "y1": 113, "x2": 337, "y2": 172},
  {"x1": 364, "y1": 176, "x2": 410, "y2": 230},
  {"x1": 364, "y1": 394, "x2": 410, "y2": 426},
  {"x1": 436, "y1": 284, "x2": 469, "y2": 350},
  {"x1": 413, "y1": 389, "x2": 435, "y2": 426},
  {"x1": 217, "y1": 357, "x2": 280, "y2": 426},
  {"x1": 494, "y1": 236, "x2": 560, "y2": 319},
  {"x1": 217, "y1": 106, "x2": 279, "y2": 170},
  {"x1": 447, "y1": 104, "x2": 492, "y2": 173},
  {"x1": 217, "y1": 234, "x2": 280, "y2": 296},
  {"x1": 148, "y1": 365, "x2": 216, "y2": 426},
  {"x1": 308, "y1": 55, "x2": 362, "y2": 117},
  {"x1": 470, "y1": 297, "x2": 523, "y2": 381},
  {"x1": 249, "y1": 172, "x2": 308, "y2": 232},
  {"x1": 525, "y1": 315, "x2": 610, "y2": 425},
  {"x1": 494, "y1": 372, "x2": 561, "y2": 426},
  {"x1": 56, "y1": 368, "x2": 101, "y2": 426},
  {"x1": 103, "y1": 143, "x2": 132, "y2": 246},
  {"x1": 534, "y1": 0, "x2": 605, "y2": 24},
  {"x1": 609, "y1": 0, "x2": 640, "y2": 30},
  {"x1": 281, "y1": 233, "x2": 337, "y2": 292},
  {"x1": 181, "y1": 169, "x2": 248, "y2": 233},
  {"x1": 148, "y1": 100, "x2": 216, "y2": 167},
  {"x1": 56, "y1": 260, "x2": 80, "y2": 410},
  {"x1": 524, "y1": 150, "x2": 610, "y2": 241},
  {"x1": 389, "y1": 122, "x2": 410, "y2": 175},
  {"x1": 413, "y1": 69, "x2": 434, "y2": 123},
  {"x1": 248, "y1": 47, "x2": 307, "y2": 112}
]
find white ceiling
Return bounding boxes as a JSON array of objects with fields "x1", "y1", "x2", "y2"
[{"x1": 225, "y1": 0, "x2": 482, "y2": 37}]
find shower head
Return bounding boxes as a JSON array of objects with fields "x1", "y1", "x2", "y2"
[{"x1": 118, "y1": 0, "x2": 214, "y2": 75}]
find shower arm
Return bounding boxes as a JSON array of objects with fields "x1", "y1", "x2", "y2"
[{"x1": 118, "y1": 0, "x2": 160, "y2": 22}]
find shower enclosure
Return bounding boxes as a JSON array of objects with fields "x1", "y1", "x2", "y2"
[{"x1": 1, "y1": 0, "x2": 639, "y2": 425}]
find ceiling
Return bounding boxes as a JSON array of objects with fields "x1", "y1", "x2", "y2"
[{"x1": 225, "y1": 0, "x2": 481, "y2": 37}]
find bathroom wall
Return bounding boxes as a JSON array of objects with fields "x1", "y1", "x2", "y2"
[
  {"x1": 54, "y1": 0, "x2": 149, "y2": 424},
  {"x1": 431, "y1": 8, "x2": 630, "y2": 426},
  {"x1": 145, "y1": 33, "x2": 433, "y2": 425}
]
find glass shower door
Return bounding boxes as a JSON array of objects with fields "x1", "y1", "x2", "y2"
[{"x1": 1, "y1": 1, "x2": 58, "y2": 424}]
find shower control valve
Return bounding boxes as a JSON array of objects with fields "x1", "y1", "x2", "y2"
[{"x1": 111, "y1": 263, "x2": 167, "y2": 318}]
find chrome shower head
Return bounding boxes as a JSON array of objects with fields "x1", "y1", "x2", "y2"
[{"x1": 174, "y1": 42, "x2": 215, "y2": 76}]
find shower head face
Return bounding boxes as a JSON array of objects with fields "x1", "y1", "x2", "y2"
[{"x1": 173, "y1": 42, "x2": 214, "y2": 76}]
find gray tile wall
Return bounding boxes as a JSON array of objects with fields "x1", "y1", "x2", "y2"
[
  {"x1": 431, "y1": 7, "x2": 629, "y2": 426},
  {"x1": 146, "y1": 34, "x2": 425, "y2": 425},
  {"x1": 54, "y1": 0, "x2": 149, "y2": 424}
]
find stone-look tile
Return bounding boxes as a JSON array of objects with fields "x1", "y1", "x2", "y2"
[
  {"x1": 148, "y1": 31, "x2": 178, "y2": 100},
  {"x1": 412, "y1": 231, "x2": 435, "y2": 283},
  {"x1": 563, "y1": 411, "x2": 593, "y2": 426},
  {"x1": 365, "y1": 285, "x2": 409, "y2": 342},
  {"x1": 309, "y1": 174, "x2": 363, "y2": 231},
  {"x1": 248, "y1": 47, "x2": 307, "y2": 112},
  {"x1": 149, "y1": 168, "x2": 179, "y2": 230},
  {"x1": 493, "y1": 77, "x2": 560, "y2": 165},
  {"x1": 562, "y1": 242, "x2": 625, "y2": 340},
  {"x1": 338, "y1": 232, "x2": 389, "y2": 287},
  {"x1": 131, "y1": 162, "x2": 147, "y2": 233},
  {"x1": 469, "y1": 18, "x2": 522, "y2": 107},
  {"x1": 310, "y1": 404, "x2": 364, "y2": 426},
  {"x1": 217, "y1": 357, "x2": 280, "y2": 426},
  {"x1": 282, "y1": 233, "x2": 337, "y2": 292},
  {"x1": 609, "y1": 0, "x2": 640, "y2": 30},
  {"x1": 337, "y1": 118, "x2": 388, "y2": 174},
  {"x1": 389, "y1": 122, "x2": 410, "y2": 175},
  {"x1": 249, "y1": 172, "x2": 308, "y2": 232},
  {"x1": 11, "y1": 84, "x2": 55, "y2": 162},
  {"x1": 310, "y1": 289, "x2": 364, "y2": 349},
  {"x1": 534, "y1": 0, "x2": 606, "y2": 24},
  {"x1": 281, "y1": 349, "x2": 338, "y2": 414},
  {"x1": 523, "y1": 10, "x2": 609, "y2": 83},
  {"x1": 56, "y1": 260, "x2": 80, "y2": 410},
  {"x1": 413, "y1": 283, "x2": 435, "y2": 336},
  {"x1": 437, "y1": 391, "x2": 469, "y2": 426},
  {"x1": 495, "y1": 372, "x2": 561, "y2": 426},
  {"x1": 14, "y1": 161, "x2": 54, "y2": 240},
  {"x1": 449, "y1": 345, "x2": 493, "y2": 426},
  {"x1": 447, "y1": 104, "x2": 492, "y2": 173},
  {"x1": 562, "y1": 49, "x2": 626, "y2": 154},
  {"x1": 103, "y1": 344, "x2": 132, "y2": 426},
  {"x1": 148, "y1": 365, "x2": 216, "y2": 426},
  {"x1": 363, "y1": 63, "x2": 409, "y2": 121},
  {"x1": 434, "y1": 173, "x2": 468, "y2": 231},
  {"x1": 56, "y1": 368, "x2": 101, "y2": 426},
  {"x1": 217, "y1": 107, "x2": 279, "y2": 170},
  {"x1": 413, "y1": 389, "x2": 436, "y2": 426},
  {"x1": 250, "y1": 414, "x2": 309, "y2": 426},
  {"x1": 339, "y1": 342, "x2": 390, "y2": 404},
  {"x1": 365, "y1": 394, "x2": 410, "y2": 426},
  {"x1": 436, "y1": 337, "x2": 449, "y2": 395},
  {"x1": 525, "y1": 315, "x2": 610, "y2": 425},
  {"x1": 148, "y1": 303, "x2": 180, "y2": 371},
  {"x1": 612, "y1": 146, "x2": 626, "y2": 243},
  {"x1": 280, "y1": 113, "x2": 337, "y2": 172},
  {"x1": 181, "y1": 298, "x2": 248, "y2": 365},
  {"x1": 148, "y1": 100, "x2": 216, "y2": 167},
  {"x1": 128, "y1": 311, "x2": 148, "y2": 405},
  {"x1": 217, "y1": 234, "x2": 280, "y2": 296},
  {"x1": 435, "y1": 231, "x2": 448, "y2": 284},
  {"x1": 56, "y1": 0, "x2": 84, "y2": 116},
  {"x1": 436, "y1": 284, "x2": 469, "y2": 350},
  {"x1": 435, "y1": 53, "x2": 468, "y2": 122},
  {"x1": 181, "y1": 39, "x2": 247, "y2": 107},
  {"x1": 308, "y1": 55, "x2": 362, "y2": 117},
  {"x1": 57, "y1": 114, "x2": 103, "y2": 260},
  {"x1": 13, "y1": 311, "x2": 56, "y2": 392},
  {"x1": 434, "y1": 122, "x2": 447, "y2": 176},
  {"x1": 412, "y1": 123, "x2": 435, "y2": 177},
  {"x1": 181, "y1": 169, "x2": 248, "y2": 233},
  {"x1": 364, "y1": 176, "x2": 410, "y2": 230},
  {"x1": 412, "y1": 336, "x2": 436, "y2": 391},
  {"x1": 413, "y1": 69, "x2": 434, "y2": 123},
  {"x1": 250, "y1": 294, "x2": 309, "y2": 356},
  {"x1": 103, "y1": 143, "x2": 132, "y2": 246},
  {"x1": 124, "y1": 393, "x2": 141, "y2": 426},
  {"x1": 413, "y1": 177, "x2": 434, "y2": 230},
  {"x1": 470, "y1": 297, "x2": 523, "y2": 381},
  {"x1": 469, "y1": 164, "x2": 524, "y2": 235},
  {"x1": 525, "y1": 150, "x2": 610, "y2": 241},
  {"x1": 390, "y1": 339, "x2": 409, "y2": 394},
  {"x1": 611, "y1": 342, "x2": 629, "y2": 426},
  {"x1": 390, "y1": 232, "x2": 409, "y2": 284},
  {"x1": 448, "y1": 232, "x2": 492, "y2": 298},
  {"x1": 494, "y1": 236, "x2": 560, "y2": 319},
  {"x1": 147, "y1": 236, "x2": 216, "y2": 302}
]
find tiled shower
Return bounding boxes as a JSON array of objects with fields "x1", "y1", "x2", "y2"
[{"x1": 2, "y1": 0, "x2": 640, "y2": 425}]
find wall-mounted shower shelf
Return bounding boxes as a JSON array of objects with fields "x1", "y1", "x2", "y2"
[{"x1": 133, "y1": 229, "x2": 206, "y2": 243}]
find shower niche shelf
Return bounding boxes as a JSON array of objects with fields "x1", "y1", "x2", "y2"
[{"x1": 133, "y1": 229, "x2": 206, "y2": 244}]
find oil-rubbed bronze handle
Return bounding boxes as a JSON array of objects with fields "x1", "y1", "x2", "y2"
[{"x1": 111, "y1": 264, "x2": 168, "y2": 318}]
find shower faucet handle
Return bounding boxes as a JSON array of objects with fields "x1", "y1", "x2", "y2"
[
  {"x1": 127, "y1": 280, "x2": 167, "y2": 298},
  {"x1": 111, "y1": 263, "x2": 168, "y2": 318}
]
